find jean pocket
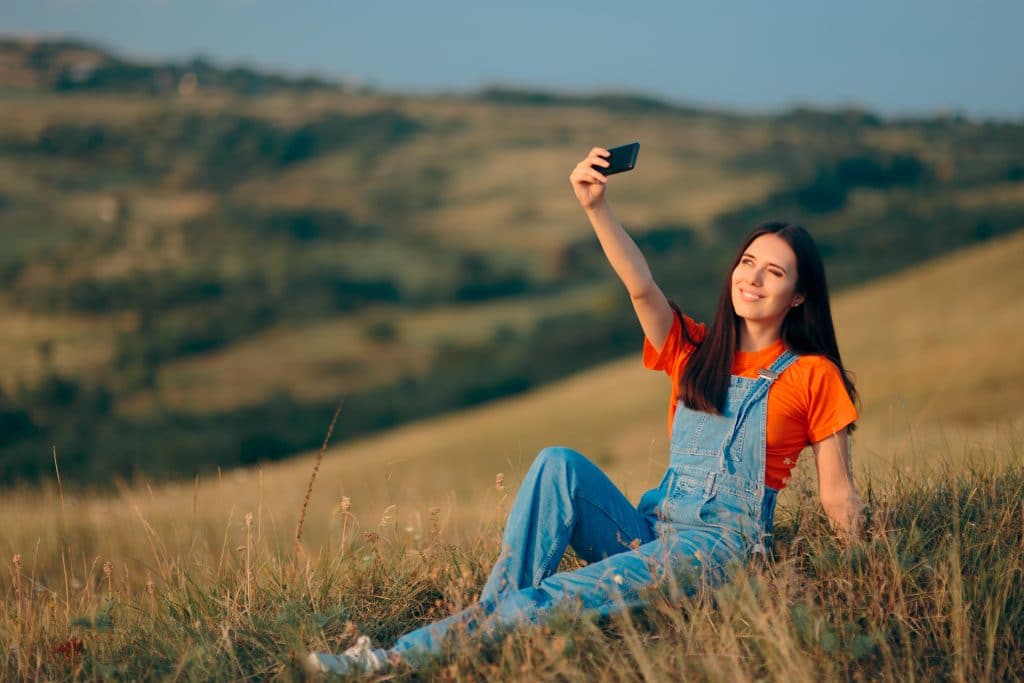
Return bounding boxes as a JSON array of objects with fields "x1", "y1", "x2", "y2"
[
  {"x1": 661, "y1": 471, "x2": 709, "y2": 527},
  {"x1": 638, "y1": 469, "x2": 674, "y2": 519},
  {"x1": 697, "y1": 490, "x2": 761, "y2": 541}
]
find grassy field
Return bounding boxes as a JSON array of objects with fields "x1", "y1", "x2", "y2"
[
  {"x1": 1, "y1": 230, "x2": 1022, "y2": 679},
  {"x1": 3, "y1": 459, "x2": 1022, "y2": 680}
]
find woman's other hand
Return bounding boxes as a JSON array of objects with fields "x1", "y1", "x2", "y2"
[
  {"x1": 813, "y1": 428, "x2": 866, "y2": 544},
  {"x1": 569, "y1": 148, "x2": 611, "y2": 210}
]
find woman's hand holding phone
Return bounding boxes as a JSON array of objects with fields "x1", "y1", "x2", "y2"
[
  {"x1": 569, "y1": 147, "x2": 611, "y2": 210},
  {"x1": 568, "y1": 143, "x2": 671, "y2": 348},
  {"x1": 570, "y1": 143, "x2": 640, "y2": 210}
]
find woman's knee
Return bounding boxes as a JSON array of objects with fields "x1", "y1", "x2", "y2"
[{"x1": 533, "y1": 446, "x2": 588, "y2": 476}]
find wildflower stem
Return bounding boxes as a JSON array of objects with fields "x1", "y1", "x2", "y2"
[{"x1": 295, "y1": 398, "x2": 345, "y2": 555}]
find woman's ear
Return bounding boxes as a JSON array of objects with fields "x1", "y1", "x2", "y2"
[{"x1": 791, "y1": 295, "x2": 805, "y2": 308}]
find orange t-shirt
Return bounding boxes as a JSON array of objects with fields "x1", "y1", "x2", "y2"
[{"x1": 642, "y1": 313, "x2": 858, "y2": 490}]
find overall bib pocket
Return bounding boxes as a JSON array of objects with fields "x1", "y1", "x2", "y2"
[{"x1": 669, "y1": 385, "x2": 749, "y2": 462}]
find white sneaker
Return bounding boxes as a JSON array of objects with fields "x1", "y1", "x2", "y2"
[{"x1": 305, "y1": 635, "x2": 391, "y2": 677}]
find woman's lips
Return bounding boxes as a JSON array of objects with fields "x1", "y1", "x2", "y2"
[{"x1": 739, "y1": 288, "x2": 764, "y2": 302}]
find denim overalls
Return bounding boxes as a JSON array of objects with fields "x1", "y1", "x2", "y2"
[{"x1": 390, "y1": 350, "x2": 800, "y2": 664}]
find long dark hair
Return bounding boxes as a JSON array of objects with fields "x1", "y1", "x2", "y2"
[{"x1": 676, "y1": 221, "x2": 858, "y2": 428}]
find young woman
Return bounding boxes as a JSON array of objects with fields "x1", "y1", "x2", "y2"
[{"x1": 306, "y1": 147, "x2": 866, "y2": 676}]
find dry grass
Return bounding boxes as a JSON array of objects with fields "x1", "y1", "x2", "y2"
[
  {"x1": 1, "y1": 232, "x2": 1023, "y2": 678},
  {"x1": 0, "y1": 440, "x2": 1021, "y2": 680},
  {"x1": 834, "y1": 229, "x2": 1024, "y2": 461}
]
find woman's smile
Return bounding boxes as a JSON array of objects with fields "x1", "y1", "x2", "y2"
[{"x1": 738, "y1": 288, "x2": 764, "y2": 302}]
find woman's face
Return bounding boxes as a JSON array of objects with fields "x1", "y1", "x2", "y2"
[{"x1": 730, "y1": 233, "x2": 804, "y2": 325}]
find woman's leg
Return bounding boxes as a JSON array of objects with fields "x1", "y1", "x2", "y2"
[
  {"x1": 391, "y1": 529, "x2": 722, "y2": 666},
  {"x1": 479, "y1": 446, "x2": 657, "y2": 603}
]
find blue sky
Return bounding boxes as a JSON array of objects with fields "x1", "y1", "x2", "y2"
[{"x1": 4, "y1": 1, "x2": 1022, "y2": 120}]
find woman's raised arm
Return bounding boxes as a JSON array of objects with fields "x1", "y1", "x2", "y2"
[{"x1": 569, "y1": 148, "x2": 674, "y2": 351}]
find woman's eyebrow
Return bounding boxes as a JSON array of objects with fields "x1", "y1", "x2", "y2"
[{"x1": 742, "y1": 252, "x2": 788, "y2": 274}]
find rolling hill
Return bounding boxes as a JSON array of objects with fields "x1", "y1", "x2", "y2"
[
  {"x1": 289, "y1": 227, "x2": 1024, "y2": 525},
  {"x1": 2, "y1": 228, "x2": 1021, "y2": 574},
  {"x1": 2, "y1": 37, "x2": 1024, "y2": 487}
]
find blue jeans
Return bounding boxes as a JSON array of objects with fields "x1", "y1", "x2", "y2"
[{"x1": 390, "y1": 447, "x2": 779, "y2": 663}]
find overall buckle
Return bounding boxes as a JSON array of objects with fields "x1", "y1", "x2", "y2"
[{"x1": 757, "y1": 368, "x2": 779, "y2": 382}]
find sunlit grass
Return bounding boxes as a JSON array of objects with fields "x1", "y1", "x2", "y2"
[{"x1": 2, "y1": 434, "x2": 1021, "y2": 680}]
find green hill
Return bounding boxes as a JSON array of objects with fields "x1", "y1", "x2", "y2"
[{"x1": 1, "y1": 37, "x2": 1023, "y2": 486}]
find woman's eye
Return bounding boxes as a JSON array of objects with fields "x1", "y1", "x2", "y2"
[{"x1": 770, "y1": 270, "x2": 783, "y2": 277}]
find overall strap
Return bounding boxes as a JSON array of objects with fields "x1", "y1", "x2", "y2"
[
  {"x1": 716, "y1": 350, "x2": 800, "y2": 472},
  {"x1": 761, "y1": 350, "x2": 798, "y2": 376}
]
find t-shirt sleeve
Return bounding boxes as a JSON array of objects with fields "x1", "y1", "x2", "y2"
[
  {"x1": 805, "y1": 357, "x2": 859, "y2": 443},
  {"x1": 642, "y1": 312, "x2": 704, "y2": 375}
]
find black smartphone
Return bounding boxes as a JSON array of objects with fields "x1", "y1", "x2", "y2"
[{"x1": 594, "y1": 142, "x2": 640, "y2": 176}]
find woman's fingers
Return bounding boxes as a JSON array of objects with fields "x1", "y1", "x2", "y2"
[
  {"x1": 575, "y1": 158, "x2": 608, "y2": 176},
  {"x1": 587, "y1": 148, "x2": 610, "y2": 168},
  {"x1": 570, "y1": 163, "x2": 607, "y2": 184},
  {"x1": 570, "y1": 148, "x2": 610, "y2": 184}
]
